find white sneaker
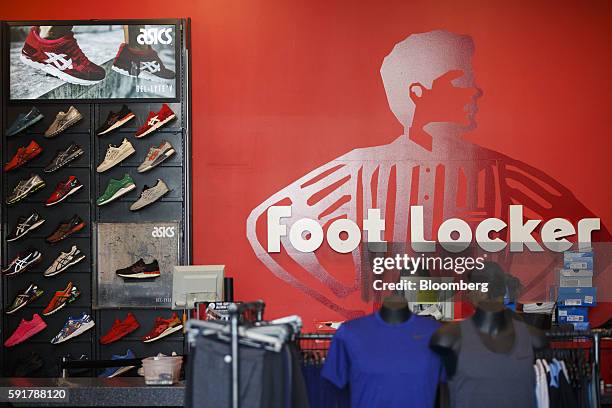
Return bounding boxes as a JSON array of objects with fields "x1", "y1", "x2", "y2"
[{"x1": 96, "y1": 138, "x2": 135, "y2": 173}]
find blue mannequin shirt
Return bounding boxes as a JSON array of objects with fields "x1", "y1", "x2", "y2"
[{"x1": 321, "y1": 312, "x2": 445, "y2": 408}]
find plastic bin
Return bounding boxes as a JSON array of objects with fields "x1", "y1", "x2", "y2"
[{"x1": 142, "y1": 355, "x2": 183, "y2": 385}]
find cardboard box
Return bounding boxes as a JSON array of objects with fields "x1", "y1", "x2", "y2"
[
  {"x1": 559, "y1": 269, "x2": 593, "y2": 287},
  {"x1": 563, "y1": 251, "x2": 593, "y2": 271},
  {"x1": 557, "y1": 287, "x2": 597, "y2": 307},
  {"x1": 557, "y1": 306, "x2": 589, "y2": 323}
]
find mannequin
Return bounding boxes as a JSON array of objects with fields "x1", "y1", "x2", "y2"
[
  {"x1": 429, "y1": 262, "x2": 548, "y2": 408},
  {"x1": 379, "y1": 295, "x2": 412, "y2": 324}
]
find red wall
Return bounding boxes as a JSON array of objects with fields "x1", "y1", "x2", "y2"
[{"x1": 3, "y1": 0, "x2": 611, "y2": 324}]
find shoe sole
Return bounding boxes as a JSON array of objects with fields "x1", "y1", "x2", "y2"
[
  {"x1": 20, "y1": 54, "x2": 104, "y2": 86},
  {"x1": 44, "y1": 254, "x2": 86, "y2": 277},
  {"x1": 5, "y1": 322, "x2": 47, "y2": 347},
  {"x1": 111, "y1": 65, "x2": 174, "y2": 83},
  {"x1": 97, "y1": 113, "x2": 136, "y2": 136},
  {"x1": 130, "y1": 186, "x2": 170, "y2": 211},
  {"x1": 137, "y1": 148, "x2": 176, "y2": 173},
  {"x1": 117, "y1": 271, "x2": 161, "y2": 279},
  {"x1": 3, "y1": 252, "x2": 42, "y2": 277},
  {"x1": 44, "y1": 114, "x2": 83, "y2": 138},
  {"x1": 96, "y1": 146, "x2": 136, "y2": 173},
  {"x1": 6, "y1": 219, "x2": 46, "y2": 242},
  {"x1": 44, "y1": 149, "x2": 85, "y2": 173},
  {"x1": 51, "y1": 320, "x2": 95, "y2": 344},
  {"x1": 135, "y1": 114, "x2": 176, "y2": 138},
  {"x1": 97, "y1": 183, "x2": 136, "y2": 206},
  {"x1": 107, "y1": 365, "x2": 136, "y2": 378},
  {"x1": 143, "y1": 324, "x2": 183, "y2": 343},
  {"x1": 46, "y1": 222, "x2": 86, "y2": 243},
  {"x1": 45, "y1": 184, "x2": 83, "y2": 206},
  {"x1": 6, "y1": 292, "x2": 43, "y2": 315},
  {"x1": 6, "y1": 114, "x2": 45, "y2": 137},
  {"x1": 7, "y1": 181, "x2": 46, "y2": 205}
]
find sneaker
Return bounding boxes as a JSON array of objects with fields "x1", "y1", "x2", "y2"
[
  {"x1": 116, "y1": 259, "x2": 160, "y2": 279},
  {"x1": 44, "y1": 143, "x2": 84, "y2": 173},
  {"x1": 45, "y1": 175, "x2": 83, "y2": 206},
  {"x1": 6, "y1": 284, "x2": 44, "y2": 314},
  {"x1": 135, "y1": 104, "x2": 176, "y2": 138},
  {"x1": 96, "y1": 138, "x2": 136, "y2": 172},
  {"x1": 43, "y1": 282, "x2": 80, "y2": 315},
  {"x1": 2, "y1": 248, "x2": 42, "y2": 277},
  {"x1": 142, "y1": 313, "x2": 182, "y2": 343},
  {"x1": 100, "y1": 313, "x2": 140, "y2": 345},
  {"x1": 4, "y1": 314, "x2": 47, "y2": 347},
  {"x1": 44, "y1": 106, "x2": 83, "y2": 138},
  {"x1": 97, "y1": 105, "x2": 136, "y2": 135},
  {"x1": 137, "y1": 141, "x2": 175, "y2": 173},
  {"x1": 98, "y1": 349, "x2": 136, "y2": 378},
  {"x1": 14, "y1": 352, "x2": 44, "y2": 377},
  {"x1": 112, "y1": 43, "x2": 175, "y2": 82},
  {"x1": 46, "y1": 215, "x2": 85, "y2": 244},
  {"x1": 97, "y1": 174, "x2": 136, "y2": 206},
  {"x1": 20, "y1": 27, "x2": 106, "y2": 86},
  {"x1": 130, "y1": 179, "x2": 170, "y2": 211},
  {"x1": 7, "y1": 174, "x2": 45, "y2": 205},
  {"x1": 7, "y1": 211, "x2": 46, "y2": 242},
  {"x1": 44, "y1": 246, "x2": 86, "y2": 277},
  {"x1": 4, "y1": 141, "x2": 43, "y2": 172},
  {"x1": 51, "y1": 313, "x2": 95, "y2": 344},
  {"x1": 6, "y1": 107, "x2": 44, "y2": 136}
]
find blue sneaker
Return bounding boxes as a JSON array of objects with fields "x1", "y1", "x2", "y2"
[
  {"x1": 6, "y1": 107, "x2": 44, "y2": 136},
  {"x1": 50, "y1": 312, "x2": 95, "y2": 344},
  {"x1": 99, "y1": 349, "x2": 136, "y2": 378}
]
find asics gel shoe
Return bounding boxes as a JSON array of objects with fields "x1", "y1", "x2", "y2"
[{"x1": 21, "y1": 27, "x2": 106, "y2": 85}]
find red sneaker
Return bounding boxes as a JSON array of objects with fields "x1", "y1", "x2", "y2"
[
  {"x1": 45, "y1": 175, "x2": 83, "y2": 206},
  {"x1": 4, "y1": 140, "x2": 43, "y2": 172},
  {"x1": 20, "y1": 26, "x2": 106, "y2": 86},
  {"x1": 142, "y1": 313, "x2": 182, "y2": 343},
  {"x1": 4, "y1": 314, "x2": 47, "y2": 347},
  {"x1": 135, "y1": 104, "x2": 176, "y2": 138},
  {"x1": 100, "y1": 312, "x2": 140, "y2": 345},
  {"x1": 112, "y1": 43, "x2": 175, "y2": 82}
]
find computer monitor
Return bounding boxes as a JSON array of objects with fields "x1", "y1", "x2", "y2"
[{"x1": 172, "y1": 265, "x2": 225, "y2": 310}]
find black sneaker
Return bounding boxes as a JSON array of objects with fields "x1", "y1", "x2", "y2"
[
  {"x1": 44, "y1": 143, "x2": 84, "y2": 173},
  {"x1": 2, "y1": 248, "x2": 42, "y2": 277},
  {"x1": 111, "y1": 43, "x2": 175, "y2": 82},
  {"x1": 97, "y1": 105, "x2": 136, "y2": 135},
  {"x1": 116, "y1": 259, "x2": 161, "y2": 279},
  {"x1": 6, "y1": 283, "x2": 44, "y2": 314},
  {"x1": 7, "y1": 211, "x2": 46, "y2": 242},
  {"x1": 14, "y1": 352, "x2": 44, "y2": 377}
]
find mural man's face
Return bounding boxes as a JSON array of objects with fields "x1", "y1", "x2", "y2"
[{"x1": 410, "y1": 69, "x2": 483, "y2": 130}]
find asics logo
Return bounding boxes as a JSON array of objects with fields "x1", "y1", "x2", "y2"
[
  {"x1": 141, "y1": 61, "x2": 161, "y2": 73},
  {"x1": 148, "y1": 116, "x2": 160, "y2": 126},
  {"x1": 44, "y1": 52, "x2": 73, "y2": 71}
]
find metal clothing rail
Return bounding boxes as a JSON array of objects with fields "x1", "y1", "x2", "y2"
[{"x1": 227, "y1": 300, "x2": 265, "y2": 408}]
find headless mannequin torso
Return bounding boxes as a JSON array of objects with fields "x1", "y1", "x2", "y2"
[{"x1": 379, "y1": 295, "x2": 412, "y2": 324}]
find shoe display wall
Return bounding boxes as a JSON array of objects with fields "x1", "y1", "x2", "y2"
[{"x1": 1, "y1": 19, "x2": 191, "y2": 378}]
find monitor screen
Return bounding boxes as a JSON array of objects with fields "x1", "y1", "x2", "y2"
[
  {"x1": 7, "y1": 22, "x2": 179, "y2": 100},
  {"x1": 172, "y1": 265, "x2": 225, "y2": 310}
]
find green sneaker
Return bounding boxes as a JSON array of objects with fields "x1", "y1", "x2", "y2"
[{"x1": 97, "y1": 174, "x2": 136, "y2": 206}]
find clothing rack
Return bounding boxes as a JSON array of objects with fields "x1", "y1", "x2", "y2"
[{"x1": 543, "y1": 329, "x2": 612, "y2": 408}]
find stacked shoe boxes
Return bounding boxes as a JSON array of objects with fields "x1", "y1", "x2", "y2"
[{"x1": 556, "y1": 249, "x2": 595, "y2": 331}]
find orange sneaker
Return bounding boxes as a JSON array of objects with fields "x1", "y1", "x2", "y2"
[
  {"x1": 4, "y1": 140, "x2": 43, "y2": 172},
  {"x1": 142, "y1": 313, "x2": 182, "y2": 342},
  {"x1": 43, "y1": 282, "x2": 80, "y2": 316}
]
